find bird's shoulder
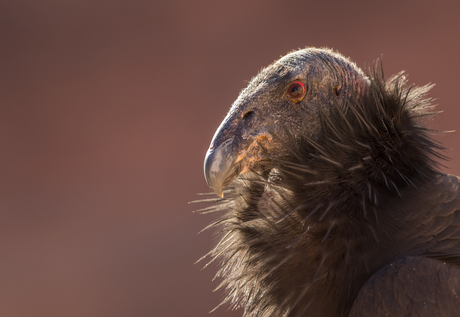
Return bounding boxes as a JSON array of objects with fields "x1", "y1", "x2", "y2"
[
  {"x1": 421, "y1": 174, "x2": 460, "y2": 263},
  {"x1": 348, "y1": 256, "x2": 460, "y2": 317},
  {"x1": 348, "y1": 174, "x2": 460, "y2": 316},
  {"x1": 389, "y1": 174, "x2": 460, "y2": 260}
]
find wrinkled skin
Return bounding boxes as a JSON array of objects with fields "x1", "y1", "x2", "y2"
[{"x1": 204, "y1": 49, "x2": 367, "y2": 197}]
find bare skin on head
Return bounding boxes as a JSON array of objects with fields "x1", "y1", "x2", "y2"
[{"x1": 204, "y1": 48, "x2": 367, "y2": 197}]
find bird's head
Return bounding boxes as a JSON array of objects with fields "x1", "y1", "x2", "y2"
[{"x1": 204, "y1": 48, "x2": 369, "y2": 197}]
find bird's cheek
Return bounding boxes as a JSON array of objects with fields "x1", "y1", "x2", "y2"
[{"x1": 233, "y1": 130, "x2": 273, "y2": 174}]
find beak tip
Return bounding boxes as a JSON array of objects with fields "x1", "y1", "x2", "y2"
[
  {"x1": 205, "y1": 175, "x2": 224, "y2": 198},
  {"x1": 204, "y1": 140, "x2": 238, "y2": 199},
  {"x1": 204, "y1": 150, "x2": 223, "y2": 198}
]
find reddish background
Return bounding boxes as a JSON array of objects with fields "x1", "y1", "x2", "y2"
[{"x1": 0, "y1": 1, "x2": 459, "y2": 316}]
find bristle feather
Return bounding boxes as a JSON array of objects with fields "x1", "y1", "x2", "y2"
[{"x1": 198, "y1": 50, "x2": 446, "y2": 317}]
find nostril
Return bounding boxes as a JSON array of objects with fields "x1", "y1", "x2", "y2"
[{"x1": 242, "y1": 110, "x2": 254, "y2": 120}]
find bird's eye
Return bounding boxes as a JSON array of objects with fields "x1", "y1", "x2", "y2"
[{"x1": 287, "y1": 81, "x2": 306, "y2": 103}]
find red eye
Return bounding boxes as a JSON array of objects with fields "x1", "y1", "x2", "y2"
[{"x1": 287, "y1": 81, "x2": 306, "y2": 102}]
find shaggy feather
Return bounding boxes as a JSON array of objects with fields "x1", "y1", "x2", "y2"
[{"x1": 196, "y1": 49, "x2": 449, "y2": 317}]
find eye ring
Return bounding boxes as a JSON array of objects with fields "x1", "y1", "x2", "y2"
[{"x1": 287, "y1": 81, "x2": 306, "y2": 103}]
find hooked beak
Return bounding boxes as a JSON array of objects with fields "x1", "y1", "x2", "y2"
[
  {"x1": 204, "y1": 109, "x2": 267, "y2": 197},
  {"x1": 204, "y1": 139, "x2": 241, "y2": 198}
]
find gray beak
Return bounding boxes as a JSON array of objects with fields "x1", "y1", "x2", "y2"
[{"x1": 204, "y1": 139, "x2": 241, "y2": 197}]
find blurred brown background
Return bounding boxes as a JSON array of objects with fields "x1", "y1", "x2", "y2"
[{"x1": 0, "y1": 1, "x2": 459, "y2": 316}]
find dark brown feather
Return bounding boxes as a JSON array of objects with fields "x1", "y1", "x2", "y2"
[{"x1": 197, "y1": 48, "x2": 460, "y2": 317}]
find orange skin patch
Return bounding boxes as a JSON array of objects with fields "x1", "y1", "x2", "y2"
[{"x1": 237, "y1": 134, "x2": 273, "y2": 174}]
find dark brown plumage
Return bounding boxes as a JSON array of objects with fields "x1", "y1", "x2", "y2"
[{"x1": 198, "y1": 48, "x2": 460, "y2": 317}]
